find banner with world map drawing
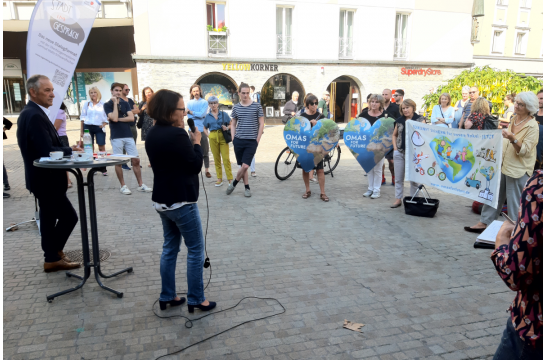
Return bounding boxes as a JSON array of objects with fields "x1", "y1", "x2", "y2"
[
  {"x1": 405, "y1": 120, "x2": 503, "y2": 208},
  {"x1": 283, "y1": 116, "x2": 340, "y2": 172}
]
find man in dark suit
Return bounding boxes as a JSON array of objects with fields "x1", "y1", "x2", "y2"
[{"x1": 17, "y1": 74, "x2": 82, "y2": 272}]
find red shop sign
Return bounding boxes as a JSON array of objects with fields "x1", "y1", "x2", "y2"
[{"x1": 401, "y1": 67, "x2": 442, "y2": 76}]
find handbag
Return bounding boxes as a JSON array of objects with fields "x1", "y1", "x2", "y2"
[
  {"x1": 220, "y1": 111, "x2": 232, "y2": 143},
  {"x1": 136, "y1": 102, "x2": 145, "y2": 129},
  {"x1": 403, "y1": 185, "x2": 440, "y2": 218}
]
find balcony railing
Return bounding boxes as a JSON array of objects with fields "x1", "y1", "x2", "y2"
[
  {"x1": 394, "y1": 39, "x2": 409, "y2": 59},
  {"x1": 208, "y1": 31, "x2": 228, "y2": 57},
  {"x1": 339, "y1": 37, "x2": 353, "y2": 59},
  {"x1": 276, "y1": 35, "x2": 292, "y2": 58}
]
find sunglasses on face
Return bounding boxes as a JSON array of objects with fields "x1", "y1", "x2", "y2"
[
  {"x1": 309, "y1": 102, "x2": 318, "y2": 105},
  {"x1": 177, "y1": 108, "x2": 186, "y2": 111}
]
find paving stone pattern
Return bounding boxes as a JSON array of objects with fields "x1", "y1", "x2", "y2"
[{"x1": 3, "y1": 121, "x2": 512, "y2": 359}]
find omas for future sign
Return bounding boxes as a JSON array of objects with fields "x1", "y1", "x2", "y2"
[{"x1": 26, "y1": 0, "x2": 100, "y2": 121}]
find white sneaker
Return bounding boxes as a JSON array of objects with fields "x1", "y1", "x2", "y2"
[
  {"x1": 137, "y1": 184, "x2": 152, "y2": 193},
  {"x1": 362, "y1": 190, "x2": 373, "y2": 197},
  {"x1": 120, "y1": 185, "x2": 132, "y2": 195},
  {"x1": 370, "y1": 192, "x2": 381, "y2": 199},
  {"x1": 215, "y1": 181, "x2": 224, "y2": 187}
]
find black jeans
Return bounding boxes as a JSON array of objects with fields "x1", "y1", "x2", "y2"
[
  {"x1": 493, "y1": 317, "x2": 542, "y2": 360},
  {"x1": 36, "y1": 193, "x2": 78, "y2": 262},
  {"x1": 3, "y1": 163, "x2": 8, "y2": 186}
]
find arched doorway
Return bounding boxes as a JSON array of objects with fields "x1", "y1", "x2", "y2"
[
  {"x1": 326, "y1": 75, "x2": 361, "y2": 123},
  {"x1": 260, "y1": 73, "x2": 305, "y2": 120},
  {"x1": 196, "y1": 72, "x2": 238, "y2": 109}
]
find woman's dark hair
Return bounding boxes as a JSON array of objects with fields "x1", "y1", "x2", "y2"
[
  {"x1": 305, "y1": 94, "x2": 319, "y2": 107},
  {"x1": 141, "y1": 86, "x2": 154, "y2": 103},
  {"x1": 189, "y1": 84, "x2": 203, "y2": 100},
  {"x1": 147, "y1": 89, "x2": 183, "y2": 126},
  {"x1": 238, "y1": 82, "x2": 250, "y2": 92},
  {"x1": 505, "y1": 93, "x2": 516, "y2": 102}
]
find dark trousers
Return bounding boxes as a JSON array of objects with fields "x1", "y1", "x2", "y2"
[
  {"x1": 493, "y1": 317, "x2": 543, "y2": 360},
  {"x1": 36, "y1": 193, "x2": 78, "y2": 262},
  {"x1": 3, "y1": 163, "x2": 8, "y2": 186}
]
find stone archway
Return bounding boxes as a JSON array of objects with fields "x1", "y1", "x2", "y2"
[
  {"x1": 325, "y1": 75, "x2": 363, "y2": 123},
  {"x1": 195, "y1": 72, "x2": 239, "y2": 108},
  {"x1": 259, "y1": 73, "x2": 306, "y2": 120}
]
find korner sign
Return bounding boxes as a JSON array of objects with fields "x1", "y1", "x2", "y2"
[{"x1": 399, "y1": 67, "x2": 443, "y2": 81}]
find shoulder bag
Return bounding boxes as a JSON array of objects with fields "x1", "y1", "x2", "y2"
[{"x1": 220, "y1": 111, "x2": 232, "y2": 143}]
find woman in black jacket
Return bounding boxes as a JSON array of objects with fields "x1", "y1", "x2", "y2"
[{"x1": 145, "y1": 89, "x2": 216, "y2": 313}]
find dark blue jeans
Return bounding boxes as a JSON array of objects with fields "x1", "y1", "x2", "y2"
[
  {"x1": 493, "y1": 317, "x2": 542, "y2": 360},
  {"x1": 157, "y1": 204, "x2": 205, "y2": 305}
]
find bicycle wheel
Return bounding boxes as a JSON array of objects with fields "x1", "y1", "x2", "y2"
[
  {"x1": 275, "y1": 147, "x2": 298, "y2": 180},
  {"x1": 324, "y1": 145, "x2": 341, "y2": 175}
]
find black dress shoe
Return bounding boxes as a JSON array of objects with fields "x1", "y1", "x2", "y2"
[
  {"x1": 464, "y1": 226, "x2": 486, "y2": 234},
  {"x1": 188, "y1": 301, "x2": 216, "y2": 313},
  {"x1": 159, "y1": 297, "x2": 186, "y2": 310}
]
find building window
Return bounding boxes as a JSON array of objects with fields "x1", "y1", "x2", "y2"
[
  {"x1": 14, "y1": 2, "x2": 35, "y2": 20},
  {"x1": 339, "y1": 10, "x2": 354, "y2": 59},
  {"x1": 206, "y1": 2, "x2": 226, "y2": 29},
  {"x1": 394, "y1": 13, "x2": 409, "y2": 59},
  {"x1": 514, "y1": 32, "x2": 528, "y2": 55},
  {"x1": 520, "y1": 0, "x2": 531, "y2": 8},
  {"x1": 95, "y1": 1, "x2": 132, "y2": 19},
  {"x1": 517, "y1": 10, "x2": 530, "y2": 27},
  {"x1": 491, "y1": 30, "x2": 505, "y2": 54},
  {"x1": 496, "y1": 0, "x2": 508, "y2": 5},
  {"x1": 276, "y1": 7, "x2": 293, "y2": 58}
]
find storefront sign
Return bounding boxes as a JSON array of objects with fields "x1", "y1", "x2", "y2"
[
  {"x1": 222, "y1": 63, "x2": 279, "y2": 71},
  {"x1": 3, "y1": 59, "x2": 23, "y2": 78},
  {"x1": 399, "y1": 67, "x2": 443, "y2": 81}
]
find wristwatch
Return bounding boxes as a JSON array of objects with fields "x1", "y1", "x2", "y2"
[{"x1": 511, "y1": 139, "x2": 518, "y2": 144}]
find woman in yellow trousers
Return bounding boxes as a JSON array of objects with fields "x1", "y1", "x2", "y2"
[{"x1": 203, "y1": 96, "x2": 233, "y2": 186}]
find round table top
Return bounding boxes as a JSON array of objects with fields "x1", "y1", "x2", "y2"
[{"x1": 33, "y1": 157, "x2": 129, "y2": 169}]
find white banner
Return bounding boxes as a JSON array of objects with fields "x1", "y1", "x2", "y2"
[
  {"x1": 26, "y1": 0, "x2": 101, "y2": 122},
  {"x1": 405, "y1": 121, "x2": 503, "y2": 209}
]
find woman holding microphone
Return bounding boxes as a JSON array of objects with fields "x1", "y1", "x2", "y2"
[{"x1": 145, "y1": 89, "x2": 216, "y2": 313}]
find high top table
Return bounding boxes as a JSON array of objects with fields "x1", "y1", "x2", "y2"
[{"x1": 34, "y1": 158, "x2": 134, "y2": 302}]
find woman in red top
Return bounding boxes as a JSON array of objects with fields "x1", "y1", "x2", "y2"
[{"x1": 464, "y1": 97, "x2": 490, "y2": 130}]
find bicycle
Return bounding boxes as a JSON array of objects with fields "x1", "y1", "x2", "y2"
[{"x1": 274, "y1": 143, "x2": 341, "y2": 181}]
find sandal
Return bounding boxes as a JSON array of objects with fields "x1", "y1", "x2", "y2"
[
  {"x1": 320, "y1": 194, "x2": 329, "y2": 202},
  {"x1": 206, "y1": 171, "x2": 212, "y2": 178},
  {"x1": 302, "y1": 191, "x2": 311, "y2": 199}
]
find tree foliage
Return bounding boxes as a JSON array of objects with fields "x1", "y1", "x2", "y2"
[
  {"x1": 422, "y1": 66, "x2": 542, "y2": 116},
  {"x1": 83, "y1": 72, "x2": 103, "y2": 85}
]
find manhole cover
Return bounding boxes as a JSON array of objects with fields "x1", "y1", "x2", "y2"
[{"x1": 64, "y1": 249, "x2": 111, "y2": 264}]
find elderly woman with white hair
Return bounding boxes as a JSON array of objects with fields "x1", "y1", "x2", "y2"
[
  {"x1": 465, "y1": 91, "x2": 540, "y2": 233},
  {"x1": 453, "y1": 85, "x2": 470, "y2": 129},
  {"x1": 282, "y1": 91, "x2": 300, "y2": 124}
]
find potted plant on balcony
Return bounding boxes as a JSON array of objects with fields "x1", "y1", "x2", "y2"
[{"x1": 207, "y1": 25, "x2": 228, "y2": 35}]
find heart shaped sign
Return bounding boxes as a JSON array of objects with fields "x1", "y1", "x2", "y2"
[
  {"x1": 283, "y1": 116, "x2": 340, "y2": 172},
  {"x1": 343, "y1": 117, "x2": 396, "y2": 172},
  {"x1": 429, "y1": 136, "x2": 475, "y2": 183}
]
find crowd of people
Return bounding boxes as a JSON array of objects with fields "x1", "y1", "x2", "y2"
[{"x1": 7, "y1": 74, "x2": 543, "y2": 357}]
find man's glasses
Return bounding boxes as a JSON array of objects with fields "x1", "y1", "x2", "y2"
[
  {"x1": 393, "y1": 94, "x2": 400, "y2": 97},
  {"x1": 469, "y1": 91, "x2": 476, "y2": 94}
]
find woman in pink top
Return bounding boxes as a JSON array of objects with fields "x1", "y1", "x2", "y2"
[{"x1": 52, "y1": 103, "x2": 72, "y2": 187}]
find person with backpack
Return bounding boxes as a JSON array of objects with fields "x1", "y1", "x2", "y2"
[
  {"x1": 464, "y1": 98, "x2": 497, "y2": 130},
  {"x1": 251, "y1": 86, "x2": 261, "y2": 103}
]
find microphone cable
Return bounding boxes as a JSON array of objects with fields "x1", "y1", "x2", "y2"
[{"x1": 152, "y1": 151, "x2": 285, "y2": 360}]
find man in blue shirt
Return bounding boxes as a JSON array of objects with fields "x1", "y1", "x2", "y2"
[{"x1": 104, "y1": 82, "x2": 151, "y2": 195}]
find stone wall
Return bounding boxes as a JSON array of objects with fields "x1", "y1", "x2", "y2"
[{"x1": 136, "y1": 60, "x2": 469, "y2": 112}]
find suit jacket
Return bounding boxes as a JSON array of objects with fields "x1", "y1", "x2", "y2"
[
  {"x1": 145, "y1": 123, "x2": 203, "y2": 206},
  {"x1": 17, "y1": 101, "x2": 73, "y2": 196}
]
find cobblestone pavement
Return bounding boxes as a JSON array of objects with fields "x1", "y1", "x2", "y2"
[{"x1": 3, "y1": 120, "x2": 512, "y2": 360}]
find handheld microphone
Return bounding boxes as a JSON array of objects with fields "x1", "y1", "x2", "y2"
[{"x1": 187, "y1": 118, "x2": 196, "y2": 133}]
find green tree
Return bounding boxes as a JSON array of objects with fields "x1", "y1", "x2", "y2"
[
  {"x1": 422, "y1": 66, "x2": 542, "y2": 116},
  {"x1": 83, "y1": 72, "x2": 103, "y2": 85}
]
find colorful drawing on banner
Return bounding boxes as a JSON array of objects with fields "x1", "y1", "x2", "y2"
[
  {"x1": 343, "y1": 117, "x2": 396, "y2": 172},
  {"x1": 412, "y1": 131, "x2": 425, "y2": 146},
  {"x1": 283, "y1": 116, "x2": 340, "y2": 172},
  {"x1": 201, "y1": 83, "x2": 233, "y2": 107},
  {"x1": 405, "y1": 120, "x2": 502, "y2": 208},
  {"x1": 429, "y1": 136, "x2": 475, "y2": 183}
]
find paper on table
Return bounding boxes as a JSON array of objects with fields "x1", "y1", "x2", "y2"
[
  {"x1": 476, "y1": 220, "x2": 505, "y2": 244},
  {"x1": 107, "y1": 154, "x2": 139, "y2": 159}
]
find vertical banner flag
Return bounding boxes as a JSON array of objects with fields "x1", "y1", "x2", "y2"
[
  {"x1": 405, "y1": 121, "x2": 503, "y2": 208},
  {"x1": 26, "y1": 0, "x2": 101, "y2": 122}
]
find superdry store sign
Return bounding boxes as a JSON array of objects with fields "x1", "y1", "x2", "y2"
[
  {"x1": 222, "y1": 63, "x2": 279, "y2": 71},
  {"x1": 399, "y1": 67, "x2": 443, "y2": 81}
]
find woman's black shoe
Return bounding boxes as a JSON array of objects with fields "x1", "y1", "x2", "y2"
[
  {"x1": 188, "y1": 301, "x2": 216, "y2": 313},
  {"x1": 159, "y1": 297, "x2": 186, "y2": 310}
]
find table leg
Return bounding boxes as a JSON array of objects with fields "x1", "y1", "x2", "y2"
[
  {"x1": 86, "y1": 168, "x2": 133, "y2": 298},
  {"x1": 47, "y1": 169, "x2": 91, "y2": 302}
]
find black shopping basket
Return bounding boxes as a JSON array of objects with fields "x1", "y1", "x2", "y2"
[{"x1": 403, "y1": 185, "x2": 440, "y2": 218}]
